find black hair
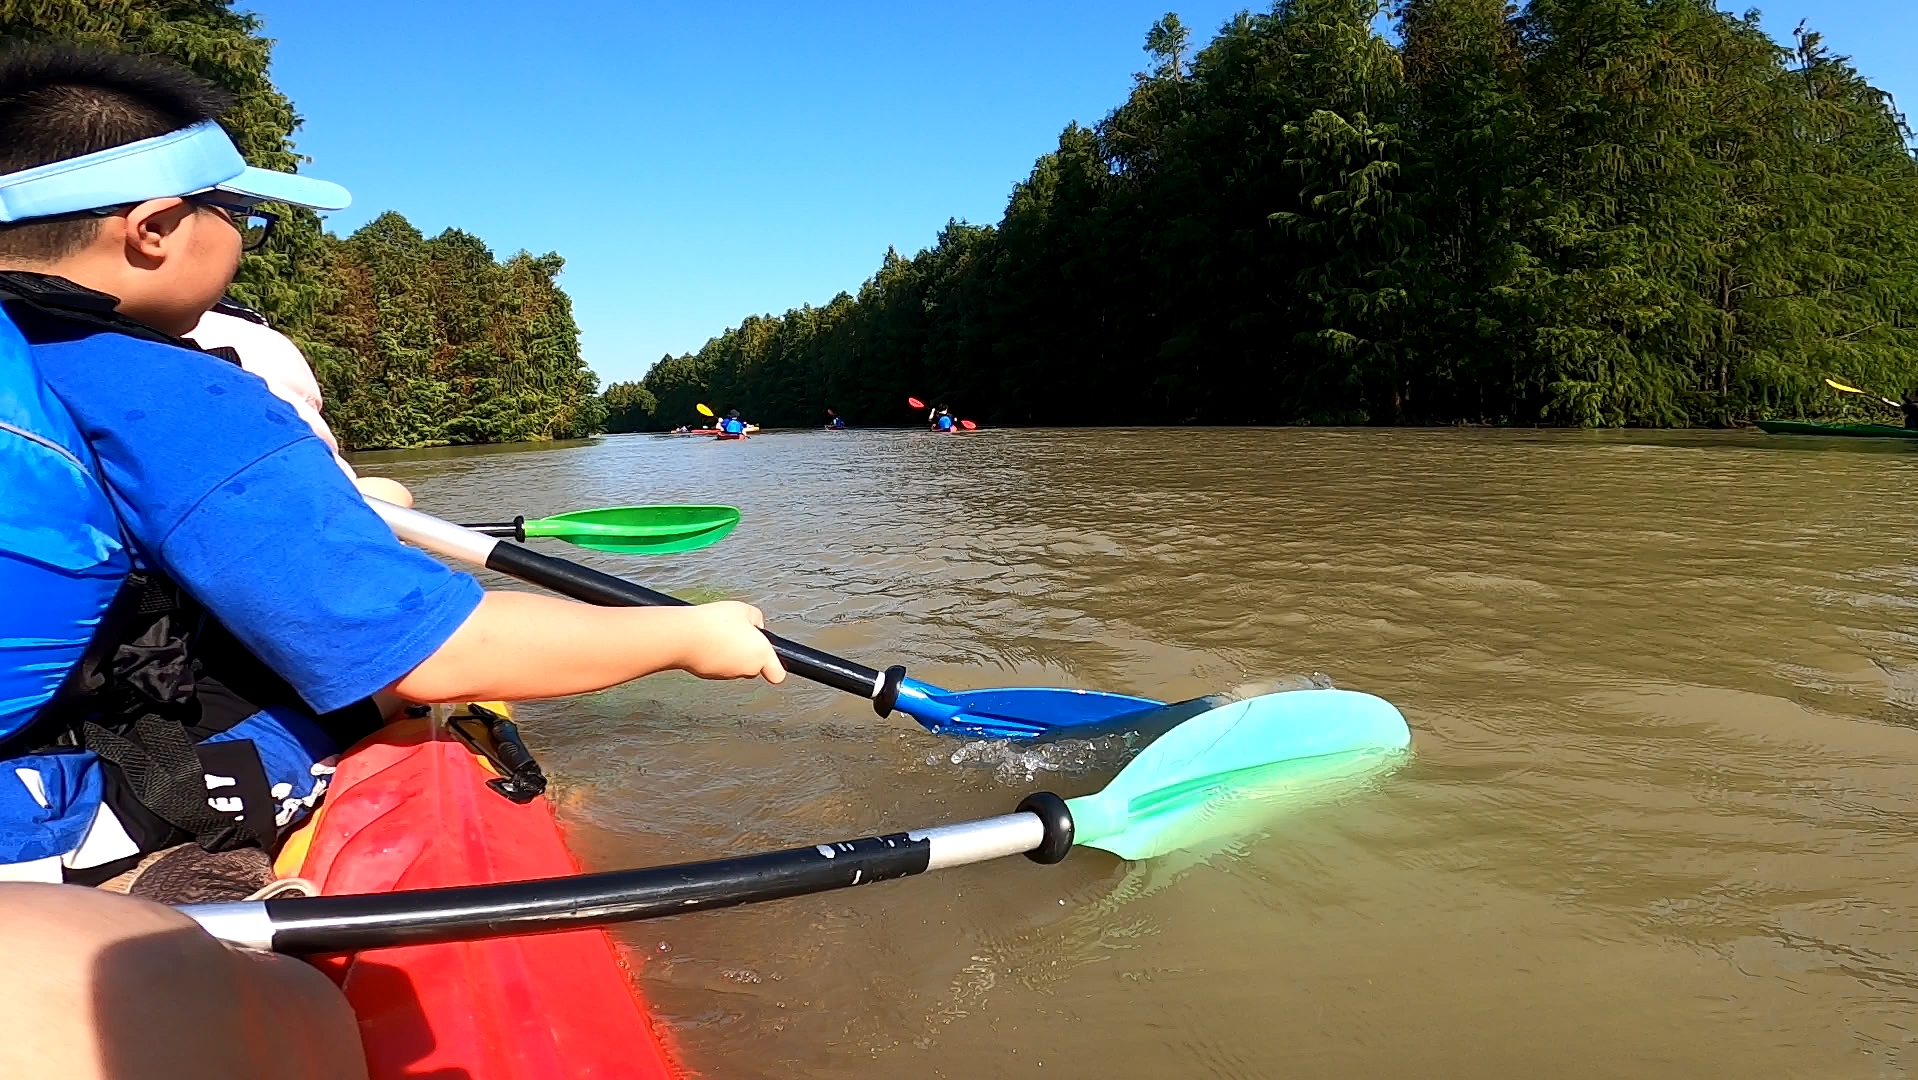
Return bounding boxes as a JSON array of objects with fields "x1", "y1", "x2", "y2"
[{"x1": 0, "y1": 45, "x2": 232, "y2": 261}]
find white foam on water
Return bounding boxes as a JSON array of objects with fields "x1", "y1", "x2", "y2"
[{"x1": 936, "y1": 732, "x2": 1134, "y2": 784}]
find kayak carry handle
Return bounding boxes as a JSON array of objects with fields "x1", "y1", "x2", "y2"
[{"x1": 445, "y1": 704, "x2": 547, "y2": 804}]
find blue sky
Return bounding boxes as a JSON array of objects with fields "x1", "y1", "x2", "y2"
[{"x1": 245, "y1": 1, "x2": 1917, "y2": 386}]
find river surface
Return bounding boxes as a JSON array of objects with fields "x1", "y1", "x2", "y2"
[{"x1": 355, "y1": 427, "x2": 1918, "y2": 1079}]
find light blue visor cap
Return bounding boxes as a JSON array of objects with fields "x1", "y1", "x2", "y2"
[{"x1": 0, "y1": 120, "x2": 350, "y2": 224}]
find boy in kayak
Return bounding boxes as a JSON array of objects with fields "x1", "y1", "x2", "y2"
[
  {"x1": 933, "y1": 407, "x2": 956, "y2": 432},
  {"x1": 0, "y1": 45, "x2": 783, "y2": 1074}
]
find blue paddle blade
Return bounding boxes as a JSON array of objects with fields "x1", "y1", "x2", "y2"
[
  {"x1": 890, "y1": 679, "x2": 1171, "y2": 739},
  {"x1": 1066, "y1": 688, "x2": 1412, "y2": 859}
]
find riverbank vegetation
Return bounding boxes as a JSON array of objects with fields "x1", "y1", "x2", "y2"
[
  {"x1": 626, "y1": 0, "x2": 1918, "y2": 429},
  {"x1": 2, "y1": 1, "x2": 604, "y2": 449}
]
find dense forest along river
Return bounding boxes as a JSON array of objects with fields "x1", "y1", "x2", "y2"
[{"x1": 356, "y1": 427, "x2": 1918, "y2": 1079}]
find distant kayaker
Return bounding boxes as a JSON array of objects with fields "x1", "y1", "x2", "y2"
[
  {"x1": 720, "y1": 408, "x2": 749, "y2": 436},
  {"x1": 827, "y1": 408, "x2": 846, "y2": 430},
  {"x1": 0, "y1": 46, "x2": 787, "y2": 1073},
  {"x1": 934, "y1": 407, "x2": 956, "y2": 433},
  {"x1": 1902, "y1": 389, "x2": 1918, "y2": 430}
]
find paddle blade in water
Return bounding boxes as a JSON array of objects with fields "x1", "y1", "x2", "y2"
[
  {"x1": 895, "y1": 683, "x2": 1169, "y2": 739},
  {"x1": 1064, "y1": 689, "x2": 1410, "y2": 860},
  {"x1": 908, "y1": 397, "x2": 926, "y2": 410},
  {"x1": 521, "y1": 505, "x2": 740, "y2": 555}
]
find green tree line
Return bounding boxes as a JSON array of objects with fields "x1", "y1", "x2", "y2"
[
  {"x1": 624, "y1": 0, "x2": 1918, "y2": 430},
  {"x1": 2, "y1": 0, "x2": 603, "y2": 448}
]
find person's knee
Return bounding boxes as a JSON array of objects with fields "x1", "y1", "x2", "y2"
[
  {"x1": 0, "y1": 883, "x2": 366, "y2": 1080},
  {"x1": 0, "y1": 881, "x2": 197, "y2": 990}
]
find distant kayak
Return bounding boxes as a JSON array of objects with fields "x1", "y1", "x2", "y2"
[{"x1": 1755, "y1": 420, "x2": 1918, "y2": 440}]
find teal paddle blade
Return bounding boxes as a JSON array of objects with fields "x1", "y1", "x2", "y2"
[
  {"x1": 1065, "y1": 688, "x2": 1411, "y2": 860},
  {"x1": 520, "y1": 505, "x2": 740, "y2": 555}
]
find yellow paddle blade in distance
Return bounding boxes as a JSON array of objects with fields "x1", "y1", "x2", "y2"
[
  {"x1": 1826, "y1": 378, "x2": 1865, "y2": 394},
  {"x1": 696, "y1": 403, "x2": 716, "y2": 417}
]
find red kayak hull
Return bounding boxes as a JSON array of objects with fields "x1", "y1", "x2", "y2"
[{"x1": 281, "y1": 713, "x2": 678, "y2": 1080}]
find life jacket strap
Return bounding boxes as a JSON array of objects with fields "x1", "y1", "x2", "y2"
[{"x1": 81, "y1": 714, "x2": 273, "y2": 852}]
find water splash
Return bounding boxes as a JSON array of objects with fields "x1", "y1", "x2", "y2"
[{"x1": 937, "y1": 732, "x2": 1134, "y2": 784}]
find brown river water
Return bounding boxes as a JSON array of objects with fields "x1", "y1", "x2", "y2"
[{"x1": 354, "y1": 427, "x2": 1918, "y2": 1079}]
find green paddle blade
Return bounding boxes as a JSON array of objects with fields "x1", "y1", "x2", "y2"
[
  {"x1": 1066, "y1": 689, "x2": 1410, "y2": 860},
  {"x1": 520, "y1": 505, "x2": 741, "y2": 555}
]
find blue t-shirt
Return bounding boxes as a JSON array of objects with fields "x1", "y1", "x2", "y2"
[{"x1": 34, "y1": 331, "x2": 483, "y2": 714}]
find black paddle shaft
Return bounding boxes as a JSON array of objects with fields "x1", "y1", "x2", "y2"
[
  {"x1": 485, "y1": 541, "x2": 885, "y2": 700},
  {"x1": 247, "y1": 793, "x2": 1075, "y2": 953},
  {"x1": 266, "y1": 830, "x2": 934, "y2": 953}
]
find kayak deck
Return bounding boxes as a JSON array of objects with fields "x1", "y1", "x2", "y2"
[
  {"x1": 279, "y1": 708, "x2": 677, "y2": 1080},
  {"x1": 1754, "y1": 419, "x2": 1918, "y2": 439}
]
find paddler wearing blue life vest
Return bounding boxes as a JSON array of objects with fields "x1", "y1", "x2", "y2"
[
  {"x1": 0, "y1": 45, "x2": 789, "y2": 1075},
  {"x1": 827, "y1": 408, "x2": 846, "y2": 429},
  {"x1": 934, "y1": 406, "x2": 956, "y2": 432},
  {"x1": 721, "y1": 408, "x2": 749, "y2": 435}
]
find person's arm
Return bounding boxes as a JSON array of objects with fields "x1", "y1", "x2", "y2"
[
  {"x1": 353, "y1": 475, "x2": 413, "y2": 507},
  {"x1": 390, "y1": 592, "x2": 784, "y2": 704},
  {"x1": 45, "y1": 339, "x2": 781, "y2": 715}
]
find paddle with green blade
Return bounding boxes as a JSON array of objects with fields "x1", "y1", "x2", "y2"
[
  {"x1": 459, "y1": 505, "x2": 740, "y2": 556},
  {"x1": 178, "y1": 688, "x2": 1411, "y2": 952}
]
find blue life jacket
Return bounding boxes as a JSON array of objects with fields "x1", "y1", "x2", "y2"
[
  {"x1": 0, "y1": 306, "x2": 126, "y2": 741},
  {"x1": 936, "y1": 414, "x2": 955, "y2": 431},
  {"x1": 0, "y1": 277, "x2": 370, "y2": 883},
  {"x1": 721, "y1": 417, "x2": 746, "y2": 435}
]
